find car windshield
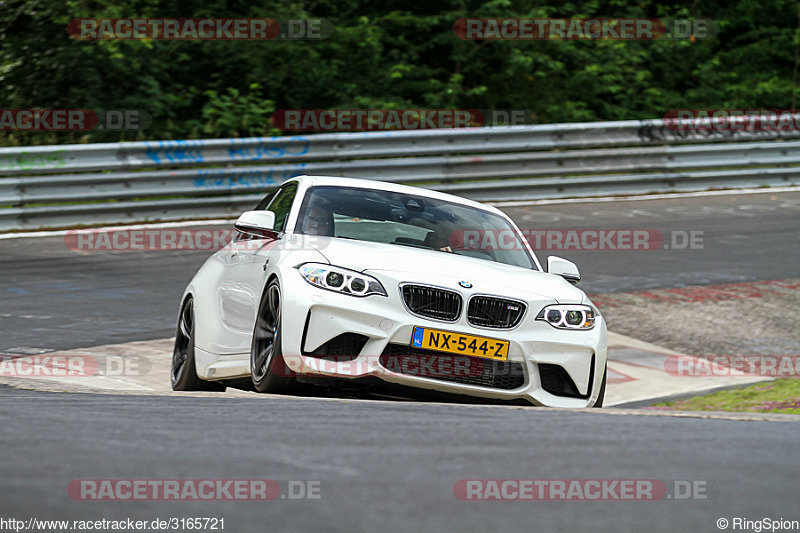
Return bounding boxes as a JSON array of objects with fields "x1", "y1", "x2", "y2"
[{"x1": 294, "y1": 185, "x2": 536, "y2": 270}]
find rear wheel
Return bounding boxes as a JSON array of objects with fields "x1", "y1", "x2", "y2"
[
  {"x1": 171, "y1": 297, "x2": 225, "y2": 392},
  {"x1": 593, "y1": 364, "x2": 607, "y2": 408},
  {"x1": 251, "y1": 280, "x2": 296, "y2": 393}
]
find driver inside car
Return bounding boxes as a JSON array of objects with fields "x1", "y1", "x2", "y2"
[{"x1": 302, "y1": 201, "x2": 334, "y2": 236}]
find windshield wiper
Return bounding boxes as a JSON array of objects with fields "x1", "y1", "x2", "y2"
[
  {"x1": 388, "y1": 241, "x2": 433, "y2": 250},
  {"x1": 388, "y1": 241, "x2": 459, "y2": 254}
]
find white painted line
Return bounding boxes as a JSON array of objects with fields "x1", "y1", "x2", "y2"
[
  {"x1": 0, "y1": 219, "x2": 237, "y2": 240},
  {"x1": 490, "y1": 185, "x2": 800, "y2": 207}
]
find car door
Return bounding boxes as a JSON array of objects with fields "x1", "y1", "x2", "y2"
[{"x1": 216, "y1": 182, "x2": 299, "y2": 354}]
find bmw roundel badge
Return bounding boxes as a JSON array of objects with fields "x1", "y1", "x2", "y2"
[{"x1": 459, "y1": 281, "x2": 473, "y2": 288}]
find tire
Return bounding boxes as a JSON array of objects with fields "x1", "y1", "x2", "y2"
[
  {"x1": 251, "y1": 279, "x2": 296, "y2": 394},
  {"x1": 171, "y1": 297, "x2": 226, "y2": 392},
  {"x1": 593, "y1": 364, "x2": 607, "y2": 408}
]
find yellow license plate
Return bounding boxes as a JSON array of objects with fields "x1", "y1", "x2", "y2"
[{"x1": 411, "y1": 326, "x2": 509, "y2": 361}]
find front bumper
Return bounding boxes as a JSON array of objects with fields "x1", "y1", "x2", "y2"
[{"x1": 280, "y1": 269, "x2": 608, "y2": 408}]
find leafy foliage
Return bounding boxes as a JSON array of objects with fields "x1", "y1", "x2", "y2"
[{"x1": 0, "y1": 0, "x2": 797, "y2": 144}]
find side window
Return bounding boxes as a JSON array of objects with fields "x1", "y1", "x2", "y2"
[
  {"x1": 265, "y1": 182, "x2": 298, "y2": 232},
  {"x1": 254, "y1": 189, "x2": 278, "y2": 211}
]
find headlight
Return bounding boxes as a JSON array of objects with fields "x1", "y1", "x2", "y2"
[
  {"x1": 298, "y1": 263, "x2": 387, "y2": 297},
  {"x1": 536, "y1": 304, "x2": 596, "y2": 330}
]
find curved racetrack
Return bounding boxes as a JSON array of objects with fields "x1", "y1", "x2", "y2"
[{"x1": 1, "y1": 189, "x2": 799, "y2": 532}]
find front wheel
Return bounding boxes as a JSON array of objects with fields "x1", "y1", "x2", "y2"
[
  {"x1": 251, "y1": 279, "x2": 296, "y2": 394},
  {"x1": 171, "y1": 297, "x2": 225, "y2": 392}
]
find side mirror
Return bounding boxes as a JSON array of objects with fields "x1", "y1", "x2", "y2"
[
  {"x1": 235, "y1": 210, "x2": 276, "y2": 238},
  {"x1": 547, "y1": 256, "x2": 581, "y2": 284}
]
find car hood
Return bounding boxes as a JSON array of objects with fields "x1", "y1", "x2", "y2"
[{"x1": 307, "y1": 236, "x2": 585, "y2": 304}]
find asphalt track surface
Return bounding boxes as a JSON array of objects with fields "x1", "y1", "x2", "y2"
[
  {"x1": 1, "y1": 385, "x2": 798, "y2": 533},
  {"x1": 2, "y1": 189, "x2": 799, "y2": 354},
  {"x1": 1, "y1": 189, "x2": 799, "y2": 532}
]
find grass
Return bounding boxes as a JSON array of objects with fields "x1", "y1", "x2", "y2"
[{"x1": 648, "y1": 378, "x2": 800, "y2": 414}]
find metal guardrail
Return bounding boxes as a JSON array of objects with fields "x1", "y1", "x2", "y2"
[{"x1": 2, "y1": 117, "x2": 800, "y2": 230}]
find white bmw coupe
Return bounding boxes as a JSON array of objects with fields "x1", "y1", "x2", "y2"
[{"x1": 171, "y1": 175, "x2": 607, "y2": 407}]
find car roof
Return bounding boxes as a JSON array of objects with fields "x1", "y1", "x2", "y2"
[{"x1": 286, "y1": 175, "x2": 506, "y2": 217}]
